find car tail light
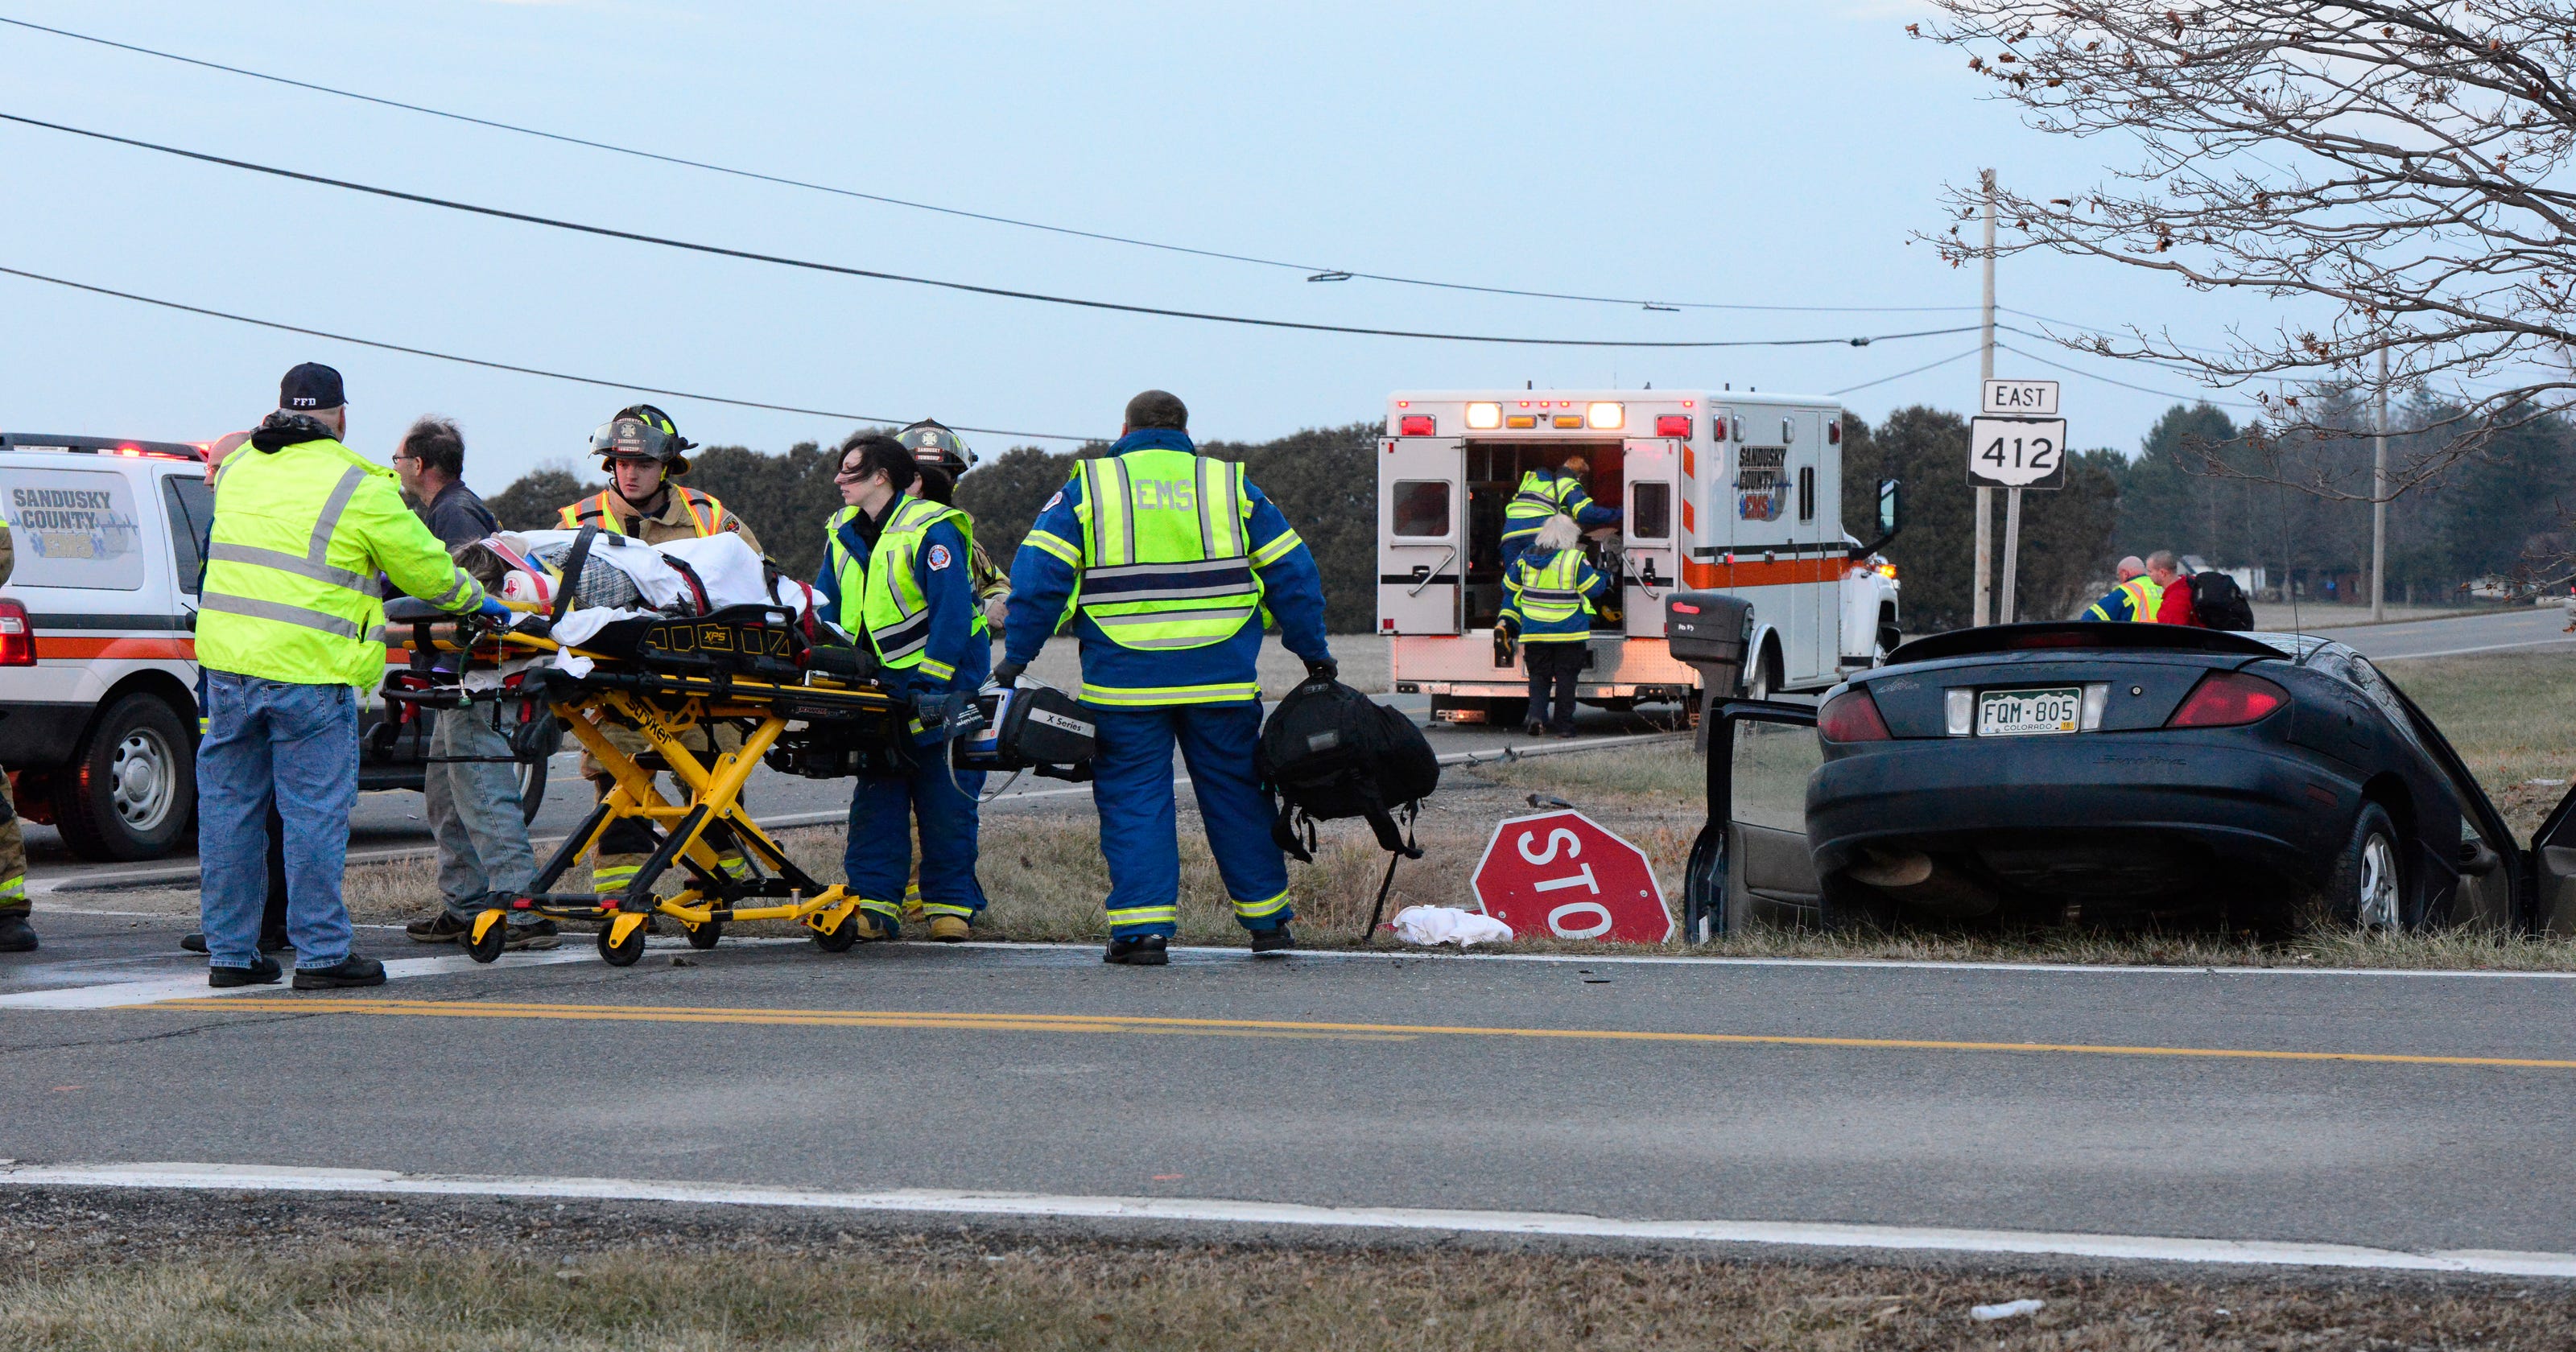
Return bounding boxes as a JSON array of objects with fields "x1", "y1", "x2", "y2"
[
  {"x1": 0, "y1": 600, "x2": 35, "y2": 666},
  {"x1": 1655, "y1": 414, "x2": 1691, "y2": 439},
  {"x1": 2166, "y1": 671, "x2": 2288, "y2": 728},
  {"x1": 1398, "y1": 414, "x2": 1435, "y2": 436},
  {"x1": 1818, "y1": 687, "x2": 1891, "y2": 742}
]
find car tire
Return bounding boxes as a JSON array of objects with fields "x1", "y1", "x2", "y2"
[
  {"x1": 54, "y1": 695, "x2": 195, "y2": 862},
  {"x1": 2319, "y1": 802, "x2": 2412, "y2": 931},
  {"x1": 1818, "y1": 872, "x2": 1901, "y2": 933}
]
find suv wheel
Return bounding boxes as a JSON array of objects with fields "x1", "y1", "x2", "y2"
[{"x1": 56, "y1": 695, "x2": 195, "y2": 861}]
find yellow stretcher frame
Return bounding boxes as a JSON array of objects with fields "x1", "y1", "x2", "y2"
[{"x1": 389, "y1": 612, "x2": 906, "y2": 968}]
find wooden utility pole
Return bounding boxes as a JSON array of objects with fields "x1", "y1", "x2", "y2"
[
  {"x1": 2372, "y1": 345, "x2": 2389, "y2": 622},
  {"x1": 1974, "y1": 169, "x2": 1996, "y2": 627}
]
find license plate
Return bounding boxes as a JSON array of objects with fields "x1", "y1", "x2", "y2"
[{"x1": 1978, "y1": 686, "x2": 2082, "y2": 736}]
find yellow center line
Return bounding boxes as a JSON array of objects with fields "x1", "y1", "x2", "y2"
[{"x1": 147, "y1": 997, "x2": 2576, "y2": 1070}]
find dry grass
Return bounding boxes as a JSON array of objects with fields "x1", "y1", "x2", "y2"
[
  {"x1": 6, "y1": 1210, "x2": 2570, "y2": 1352},
  {"x1": 2389, "y1": 649, "x2": 2576, "y2": 835}
]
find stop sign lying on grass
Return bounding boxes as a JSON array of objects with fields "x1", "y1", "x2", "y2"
[{"x1": 1472, "y1": 810, "x2": 1672, "y2": 943}]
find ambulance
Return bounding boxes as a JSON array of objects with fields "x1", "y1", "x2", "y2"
[{"x1": 1377, "y1": 389, "x2": 1901, "y2": 720}]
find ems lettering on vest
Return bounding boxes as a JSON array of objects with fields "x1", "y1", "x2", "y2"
[{"x1": 1132, "y1": 477, "x2": 1197, "y2": 511}]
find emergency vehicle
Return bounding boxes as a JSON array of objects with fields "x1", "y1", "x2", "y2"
[
  {"x1": 1377, "y1": 390, "x2": 1901, "y2": 720},
  {"x1": 0, "y1": 434, "x2": 550, "y2": 862}
]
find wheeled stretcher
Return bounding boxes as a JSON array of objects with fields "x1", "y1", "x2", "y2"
[{"x1": 381, "y1": 526, "x2": 915, "y2": 967}]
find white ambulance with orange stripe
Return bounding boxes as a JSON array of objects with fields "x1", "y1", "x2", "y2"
[{"x1": 1378, "y1": 390, "x2": 1901, "y2": 720}]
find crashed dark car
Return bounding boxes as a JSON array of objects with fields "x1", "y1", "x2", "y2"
[{"x1": 1686, "y1": 622, "x2": 2576, "y2": 938}]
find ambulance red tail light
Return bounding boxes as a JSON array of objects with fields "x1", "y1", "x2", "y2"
[
  {"x1": 1654, "y1": 414, "x2": 1691, "y2": 439},
  {"x1": 0, "y1": 600, "x2": 35, "y2": 666},
  {"x1": 1398, "y1": 414, "x2": 1435, "y2": 436},
  {"x1": 1711, "y1": 416, "x2": 1729, "y2": 442},
  {"x1": 1827, "y1": 421, "x2": 1843, "y2": 445}
]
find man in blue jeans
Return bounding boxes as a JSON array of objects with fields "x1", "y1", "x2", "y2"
[{"x1": 195, "y1": 365, "x2": 503, "y2": 988}]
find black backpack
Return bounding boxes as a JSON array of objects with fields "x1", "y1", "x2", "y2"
[
  {"x1": 1257, "y1": 677, "x2": 1439, "y2": 863},
  {"x1": 2189, "y1": 570, "x2": 2256, "y2": 630}
]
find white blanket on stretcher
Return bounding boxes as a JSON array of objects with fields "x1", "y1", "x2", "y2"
[{"x1": 506, "y1": 531, "x2": 828, "y2": 677}]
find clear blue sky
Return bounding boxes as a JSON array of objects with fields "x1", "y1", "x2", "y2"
[{"x1": 0, "y1": 1, "x2": 2289, "y2": 488}]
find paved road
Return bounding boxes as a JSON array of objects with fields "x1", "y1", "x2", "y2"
[
  {"x1": 2306, "y1": 604, "x2": 2576, "y2": 662},
  {"x1": 3, "y1": 920, "x2": 2572, "y2": 1265}
]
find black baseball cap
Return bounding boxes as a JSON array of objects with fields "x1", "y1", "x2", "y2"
[{"x1": 279, "y1": 362, "x2": 347, "y2": 411}]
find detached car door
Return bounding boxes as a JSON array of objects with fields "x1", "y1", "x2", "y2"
[{"x1": 1682, "y1": 699, "x2": 1823, "y2": 941}]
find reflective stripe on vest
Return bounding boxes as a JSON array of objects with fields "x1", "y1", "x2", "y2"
[
  {"x1": 2121, "y1": 574, "x2": 2164, "y2": 622},
  {"x1": 1073, "y1": 450, "x2": 1260, "y2": 652},
  {"x1": 557, "y1": 486, "x2": 724, "y2": 537},
  {"x1": 1501, "y1": 471, "x2": 1579, "y2": 538},
  {"x1": 1512, "y1": 550, "x2": 1594, "y2": 625},
  {"x1": 844, "y1": 497, "x2": 985, "y2": 669}
]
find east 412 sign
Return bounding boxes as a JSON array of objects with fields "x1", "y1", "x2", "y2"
[{"x1": 1965, "y1": 416, "x2": 2068, "y2": 490}]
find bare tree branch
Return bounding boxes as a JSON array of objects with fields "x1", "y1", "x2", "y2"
[{"x1": 1915, "y1": 1, "x2": 2576, "y2": 495}]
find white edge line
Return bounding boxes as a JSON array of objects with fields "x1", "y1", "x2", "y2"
[
  {"x1": 2374, "y1": 636, "x2": 2576, "y2": 661},
  {"x1": 3, "y1": 1162, "x2": 2568, "y2": 1278}
]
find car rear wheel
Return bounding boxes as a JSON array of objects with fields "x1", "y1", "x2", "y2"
[
  {"x1": 56, "y1": 695, "x2": 195, "y2": 862},
  {"x1": 2320, "y1": 802, "x2": 2411, "y2": 931}
]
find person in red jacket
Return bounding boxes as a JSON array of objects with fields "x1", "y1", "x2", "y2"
[{"x1": 2151, "y1": 551, "x2": 2198, "y2": 626}]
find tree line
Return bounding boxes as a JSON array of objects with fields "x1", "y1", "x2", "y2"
[{"x1": 477, "y1": 402, "x2": 2569, "y2": 637}]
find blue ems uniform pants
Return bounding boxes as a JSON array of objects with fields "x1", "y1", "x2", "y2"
[
  {"x1": 1091, "y1": 703, "x2": 1291, "y2": 938},
  {"x1": 844, "y1": 756, "x2": 985, "y2": 930}
]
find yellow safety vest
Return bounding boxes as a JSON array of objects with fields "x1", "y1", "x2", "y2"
[
  {"x1": 1502, "y1": 470, "x2": 1583, "y2": 542},
  {"x1": 2122, "y1": 574, "x2": 2165, "y2": 622},
  {"x1": 1509, "y1": 549, "x2": 1599, "y2": 636},
  {"x1": 825, "y1": 498, "x2": 986, "y2": 676},
  {"x1": 198, "y1": 435, "x2": 485, "y2": 687},
  {"x1": 1071, "y1": 449, "x2": 1260, "y2": 651}
]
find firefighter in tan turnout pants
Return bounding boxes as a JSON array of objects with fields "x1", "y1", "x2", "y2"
[
  {"x1": 0, "y1": 509, "x2": 29, "y2": 952},
  {"x1": 555, "y1": 405, "x2": 766, "y2": 894}
]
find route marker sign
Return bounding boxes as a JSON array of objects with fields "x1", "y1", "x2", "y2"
[
  {"x1": 1471, "y1": 810, "x2": 1672, "y2": 943},
  {"x1": 1982, "y1": 377, "x2": 2060, "y2": 416},
  {"x1": 1966, "y1": 415, "x2": 2070, "y2": 490}
]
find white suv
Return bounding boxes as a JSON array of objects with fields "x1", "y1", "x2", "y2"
[{"x1": 0, "y1": 434, "x2": 551, "y2": 861}]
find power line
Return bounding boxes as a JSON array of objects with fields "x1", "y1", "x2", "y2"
[
  {"x1": 1828, "y1": 344, "x2": 1984, "y2": 397},
  {"x1": 1993, "y1": 341, "x2": 2264, "y2": 411},
  {"x1": 0, "y1": 13, "x2": 1979, "y2": 317},
  {"x1": 0, "y1": 263, "x2": 1094, "y2": 442},
  {"x1": 0, "y1": 108, "x2": 1987, "y2": 351}
]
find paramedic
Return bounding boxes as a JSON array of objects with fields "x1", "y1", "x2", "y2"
[
  {"x1": 993, "y1": 390, "x2": 1334, "y2": 967},
  {"x1": 817, "y1": 433, "x2": 989, "y2": 942},
  {"x1": 196, "y1": 362, "x2": 501, "y2": 988},
  {"x1": 2081, "y1": 555, "x2": 2162, "y2": 623},
  {"x1": 1500, "y1": 454, "x2": 1620, "y2": 578},
  {"x1": 1497, "y1": 515, "x2": 1611, "y2": 739},
  {"x1": 393, "y1": 417, "x2": 554, "y2": 950},
  {"x1": 554, "y1": 406, "x2": 762, "y2": 895},
  {"x1": 897, "y1": 421, "x2": 1009, "y2": 924}
]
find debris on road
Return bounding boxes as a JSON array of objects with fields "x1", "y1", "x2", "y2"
[
  {"x1": 1389, "y1": 906, "x2": 1512, "y2": 947},
  {"x1": 1970, "y1": 1298, "x2": 2044, "y2": 1321}
]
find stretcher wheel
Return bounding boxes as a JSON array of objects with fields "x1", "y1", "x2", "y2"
[
  {"x1": 684, "y1": 917, "x2": 724, "y2": 950},
  {"x1": 811, "y1": 914, "x2": 860, "y2": 953},
  {"x1": 464, "y1": 910, "x2": 510, "y2": 964},
  {"x1": 598, "y1": 919, "x2": 648, "y2": 967}
]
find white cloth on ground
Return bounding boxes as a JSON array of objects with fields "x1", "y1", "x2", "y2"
[{"x1": 1390, "y1": 905, "x2": 1514, "y2": 947}]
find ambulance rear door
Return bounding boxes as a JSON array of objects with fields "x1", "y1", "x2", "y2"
[
  {"x1": 1378, "y1": 436, "x2": 1463, "y2": 633},
  {"x1": 1620, "y1": 436, "x2": 1680, "y2": 637}
]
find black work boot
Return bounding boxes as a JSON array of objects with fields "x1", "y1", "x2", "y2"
[
  {"x1": 1249, "y1": 925, "x2": 1296, "y2": 956},
  {"x1": 208, "y1": 954, "x2": 283, "y2": 988},
  {"x1": 405, "y1": 913, "x2": 469, "y2": 943},
  {"x1": 1104, "y1": 934, "x2": 1170, "y2": 966},
  {"x1": 0, "y1": 913, "x2": 35, "y2": 953},
  {"x1": 293, "y1": 955, "x2": 387, "y2": 990}
]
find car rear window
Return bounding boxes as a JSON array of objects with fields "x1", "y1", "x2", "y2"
[{"x1": 2, "y1": 466, "x2": 147, "y2": 590}]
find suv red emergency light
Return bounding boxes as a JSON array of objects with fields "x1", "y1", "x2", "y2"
[
  {"x1": 0, "y1": 600, "x2": 35, "y2": 666},
  {"x1": 1398, "y1": 414, "x2": 1435, "y2": 436},
  {"x1": 1654, "y1": 414, "x2": 1691, "y2": 439}
]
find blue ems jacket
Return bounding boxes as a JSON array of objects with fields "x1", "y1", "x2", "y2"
[
  {"x1": 1002, "y1": 427, "x2": 1332, "y2": 707},
  {"x1": 1532, "y1": 468, "x2": 1621, "y2": 531},
  {"x1": 812, "y1": 509, "x2": 990, "y2": 696}
]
